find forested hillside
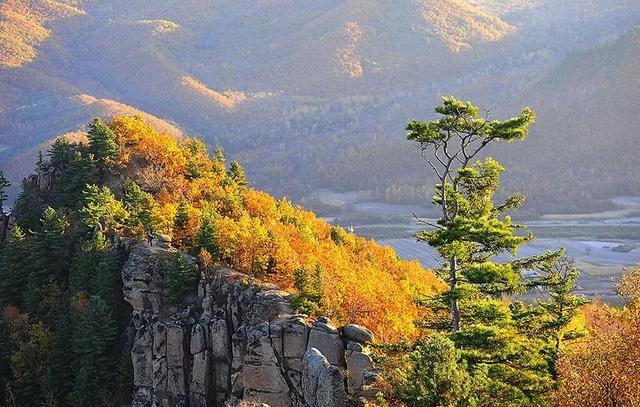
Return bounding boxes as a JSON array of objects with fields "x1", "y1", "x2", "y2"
[
  {"x1": 0, "y1": 116, "x2": 442, "y2": 406},
  {"x1": 2, "y1": 0, "x2": 640, "y2": 213}
]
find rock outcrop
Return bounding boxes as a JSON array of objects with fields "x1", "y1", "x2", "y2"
[{"x1": 123, "y1": 244, "x2": 377, "y2": 407}]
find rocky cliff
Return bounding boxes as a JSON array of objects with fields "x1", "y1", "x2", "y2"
[{"x1": 122, "y1": 242, "x2": 380, "y2": 407}]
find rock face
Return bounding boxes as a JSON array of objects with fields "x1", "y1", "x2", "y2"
[
  {"x1": 302, "y1": 348, "x2": 347, "y2": 407},
  {"x1": 122, "y1": 244, "x2": 378, "y2": 407}
]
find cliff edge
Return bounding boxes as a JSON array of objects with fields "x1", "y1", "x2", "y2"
[{"x1": 122, "y1": 242, "x2": 380, "y2": 407}]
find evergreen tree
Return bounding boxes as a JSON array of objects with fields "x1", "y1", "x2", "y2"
[
  {"x1": 0, "y1": 226, "x2": 30, "y2": 308},
  {"x1": 183, "y1": 138, "x2": 208, "y2": 179},
  {"x1": 35, "y1": 151, "x2": 47, "y2": 174},
  {"x1": 13, "y1": 178, "x2": 46, "y2": 232},
  {"x1": 69, "y1": 232, "x2": 120, "y2": 309},
  {"x1": 79, "y1": 184, "x2": 129, "y2": 236},
  {"x1": 197, "y1": 214, "x2": 219, "y2": 260},
  {"x1": 45, "y1": 304, "x2": 74, "y2": 404},
  {"x1": 514, "y1": 257, "x2": 589, "y2": 379},
  {"x1": 165, "y1": 254, "x2": 194, "y2": 307},
  {"x1": 407, "y1": 97, "x2": 561, "y2": 403},
  {"x1": 395, "y1": 334, "x2": 474, "y2": 407},
  {"x1": 291, "y1": 265, "x2": 324, "y2": 315},
  {"x1": 122, "y1": 179, "x2": 155, "y2": 234},
  {"x1": 71, "y1": 296, "x2": 117, "y2": 406},
  {"x1": 227, "y1": 160, "x2": 247, "y2": 187},
  {"x1": 175, "y1": 196, "x2": 190, "y2": 230},
  {"x1": 48, "y1": 139, "x2": 98, "y2": 208},
  {"x1": 87, "y1": 118, "x2": 117, "y2": 167},
  {"x1": 25, "y1": 208, "x2": 71, "y2": 315}
]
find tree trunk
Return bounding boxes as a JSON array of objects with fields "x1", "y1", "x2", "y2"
[{"x1": 450, "y1": 257, "x2": 460, "y2": 332}]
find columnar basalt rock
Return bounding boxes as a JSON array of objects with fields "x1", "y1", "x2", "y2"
[{"x1": 122, "y1": 244, "x2": 379, "y2": 406}]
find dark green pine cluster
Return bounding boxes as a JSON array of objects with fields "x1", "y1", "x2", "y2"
[
  {"x1": 0, "y1": 120, "x2": 131, "y2": 407},
  {"x1": 395, "y1": 97, "x2": 589, "y2": 406}
]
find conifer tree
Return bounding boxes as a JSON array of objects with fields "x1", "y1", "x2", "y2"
[
  {"x1": 69, "y1": 232, "x2": 119, "y2": 309},
  {"x1": 35, "y1": 151, "x2": 47, "y2": 174},
  {"x1": 46, "y1": 304, "x2": 74, "y2": 403},
  {"x1": 407, "y1": 97, "x2": 561, "y2": 403},
  {"x1": 47, "y1": 139, "x2": 98, "y2": 209},
  {"x1": 87, "y1": 118, "x2": 117, "y2": 166},
  {"x1": 395, "y1": 334, "x2": 473, "y2": 407},
  {"x1": 79, "y1": 185, "x2": 129, "y2": 236},
  {"x1": 165, "y1": 254, "x2": 194, "y2": 307},
  {"x1": 514, "y1": 257, "x2": 589, "y2": 378},
  {"x1": 71, "y1": 296, "x2": 117, "y2": 406},
  {"x1": 122, "y1": 179, "x2": 155, "y2": 234},
  {"x1": 227, "y1": 160, "x2": 247, "y2": 187},
  {"x1": 175, "y1": 196, "x2": 190, "y2": 230},
  {"x1": 197, "y1": 214, "x2": 219, "y2": 260},
  {"x1": 291, "y1": 265, "x2": 324, "y2": 315},
  {"x1": 25, "y1": 208, "x2": 71, "y2": 315},
  {"x1": 0, "y1": 226, "x2": 30, "y2": 308}
]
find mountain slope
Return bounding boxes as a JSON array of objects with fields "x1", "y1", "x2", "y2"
[{"x1": 1, "y1": 0, "x2": 640, "y2": 213}]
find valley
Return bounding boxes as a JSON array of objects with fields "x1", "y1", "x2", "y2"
[{"x1": 314, "y1": 192, "x2": 640, "y2": 302}]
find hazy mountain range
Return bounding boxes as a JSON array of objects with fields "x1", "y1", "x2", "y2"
[{"x1": 1, "y1": 0, "x2": 640, "y2": 213}]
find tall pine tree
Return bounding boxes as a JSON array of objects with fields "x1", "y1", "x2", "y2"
[
  {"x1": 71, "y1": 296, "x2": 117, "y2": 406},
  {"x1": 25, "y1": 207, "x2": 71, "y2": 316},
  {"x1": 87, "y1": 118, "x2": 117, "y2": 168},
  {"x1": 406, "y1": 97, "x2": 563, "y2": 404}
]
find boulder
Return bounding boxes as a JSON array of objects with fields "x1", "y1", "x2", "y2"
[
  {"x1": 341, "y1": 324, "x2": 374, "y2": 344},
  {"x1": 307, "y1": 320, "x2": 344, "y2": 367},
  {"x1": 346, "y1": 349, "x2": 373, "y2": 393},
  {"x1": 302, "y1": 348, "x2": 347, "y2": 407},
  {"x1": 157, "y1": 234, "x2": 172, "y2": 248}
]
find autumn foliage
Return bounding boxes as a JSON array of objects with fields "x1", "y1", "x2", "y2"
[
  {"x1": 551, "y1": 267, "x2": 640, "y2": 406},
  {"x1": 97, "y1": 116, "x2": 443, "y2": 342}
]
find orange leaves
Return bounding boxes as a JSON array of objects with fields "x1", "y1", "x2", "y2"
[
  {"x1": 101, "y1": 115, "x2": 444, "y2": 342},
  {"x1": 553, "y1": 285, "x2": 640, "y2": 406}
]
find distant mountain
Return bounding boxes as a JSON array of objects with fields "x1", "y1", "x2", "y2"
[{"x1": 1, "y1": 0, "x2": 640, "y2": 212}]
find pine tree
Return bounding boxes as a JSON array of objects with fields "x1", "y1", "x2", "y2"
[
  {"x1": 175, "y1": 196, "x2": 190, "y2": 230},
  {"x1": 47, "y1": 139, "x2": 98, "y2": 208},
  {"x1": 25, "y1": 208, "x2": 71, "y2": 315},
  {"x1": 197, "y1": 214, "x2": 219, "y2": 260},
  {"x1": 79, "y1": 185, "x2": 129, "y2": 236},
  {"x1": 87, "y1": 118, "x2": 117, "y2": 166},
  {"x1": 71, "y1": 296, "x2": 117, "y2": 406},
  {"x1": 0, "y1": 226, "x2": 30, "y2": 308},
  {"x1": 407, "y1": 97, "x2": 561, "y2": 403},
  {"x1": 395, "y1": 334, "x2": 473, "y2": 407},
  {"x1": 514, "y1": 257, "x2": 589, "y2": 379},
  {"x1": 227, "y1": 160, "x2": 247, "y2": 187},
  {"x1": 291, "y1": 265, "x2": 324, "y2": 315},
  {"x1": 122, "y1": 179, "x2": 155, "y2": 234},
  {"x1": 35, "y1": 151, "x2": 47, "y2": 174},
  {"x1": 69, "y1": 232, "x2": 119, "y2": 309},
  {"x1": 165, "y1": 254, "x2": 194, "y2": 307},
  {"x1": 46, "y1": 304, "x2": 74, "y2": 403}
]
